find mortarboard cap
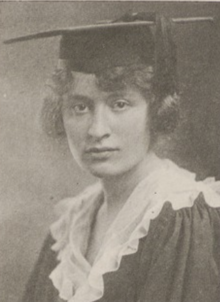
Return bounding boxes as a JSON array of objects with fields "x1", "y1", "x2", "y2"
[{"x1": 4, "y1": 12, "x2": 214, "y2": 97}]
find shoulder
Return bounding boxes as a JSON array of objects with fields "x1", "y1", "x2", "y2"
[
  {"x1": 138, "y1": 159, "x2": 220, "y2": 259},
  {"x1": 21, "y1": 234, "x2": 58, "y2": 302},
  {"x1": 139, "y1": 169, "x2": 220, "y2": 269},
  {"x1": 156, "y1": 159, "x2": 220, "y2": 210},
  {"x1": 150, "y1": 192, "x2": 220, "y2": 235}
]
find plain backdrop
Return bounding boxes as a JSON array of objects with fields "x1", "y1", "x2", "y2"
[{"x1": 1, "y1": 2, "x2": 220, "y2": 302}]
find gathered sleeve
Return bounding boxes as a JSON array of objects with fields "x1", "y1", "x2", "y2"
[{"x1": 137, "y1": 193, "x2": 220, "y2": 302}]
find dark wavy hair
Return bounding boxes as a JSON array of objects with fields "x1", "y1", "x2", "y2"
[{"x1": 41, "y1": 63, "x2": 179, "y2": 144}]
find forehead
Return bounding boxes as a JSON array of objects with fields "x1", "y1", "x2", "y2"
[
  {"x1": 69, "y1": 71, "x2": 150, "y2": 105},
  {"x1": 70, "y1": 71, "x2": 142, "y2": 95},
  {"x1": 71, "y1": 72, "x2": 96, "y2": 89},
  {"x1": 71, "y1": 71, "x2": 127, "y2": 96},
  {"x1": 70, "y1": 72, "x2": 105, "y2": 97}
]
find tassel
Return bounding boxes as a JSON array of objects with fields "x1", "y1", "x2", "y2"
[{"x1": 154, "y1": 15, "x2": 178, "y2": 100}]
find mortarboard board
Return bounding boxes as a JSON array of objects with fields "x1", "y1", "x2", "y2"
[{"x1": 4, "y1": 12, "x2": 214, "y2": 98}]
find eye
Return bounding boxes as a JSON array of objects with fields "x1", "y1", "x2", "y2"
[
  {"x1": 72, "y1": 103, "x2": 89, "y2": 114},
  {"x1": 112, "y1": 99, "x2": 129, "y2": 111}
]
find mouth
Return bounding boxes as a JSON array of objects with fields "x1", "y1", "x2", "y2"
[
  {"x1": 85, "y1": 147, "x2": 119, "y2": 159},
  {"x1": 86, "y1": 147, "x2": 118, "y2": 153}
]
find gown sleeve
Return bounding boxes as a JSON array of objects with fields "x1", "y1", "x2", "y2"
[
  {"x1": 21, "y1": 234, "x2": 59, "y2": 302},
  {"x1": 137, "y1": 193, "x2": 220, "y2": 302}
]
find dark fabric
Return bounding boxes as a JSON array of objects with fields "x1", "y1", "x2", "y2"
[
  {"x1": 21, "y1": 193, "x2": 220, "y2": 302},
  {"x1": 21, "y1": 235, "x2": 59, "y2": 302},
  {"x1": 60, "y1": 25, "x2": 154, "y2": 73}
]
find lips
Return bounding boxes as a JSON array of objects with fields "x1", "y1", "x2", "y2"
[
  {"x1": 85, "y1": 147, "x2": 119, "y2": 153},
  {"x1": 85, "y1": 147, "x2": 119, "y2": 159}
]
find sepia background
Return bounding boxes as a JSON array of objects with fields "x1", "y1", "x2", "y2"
[{"x1": 1, "y1": 2, "x2": 220, "y2": 302}]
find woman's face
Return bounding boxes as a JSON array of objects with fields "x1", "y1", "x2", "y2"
[{"x1": 62, "y1": 72, "x2": 151, "y2": 178}]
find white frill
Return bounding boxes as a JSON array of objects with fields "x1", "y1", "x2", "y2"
[{"x1": 49, "y1": 159, "x2": 220, "y2": 302}]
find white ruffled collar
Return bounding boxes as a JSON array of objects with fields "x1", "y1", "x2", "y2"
[{"x1": 49, "y1": 158, "x2": 220, "y2": 302}]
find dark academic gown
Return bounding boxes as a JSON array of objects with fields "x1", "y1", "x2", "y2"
[{"x1": 21, "y1": 193, "x2": 220, "y2": 302}]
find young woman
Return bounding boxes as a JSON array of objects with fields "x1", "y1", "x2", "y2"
[{"x1": 6, "y1": 12, "x2": 220, "y2": 302}]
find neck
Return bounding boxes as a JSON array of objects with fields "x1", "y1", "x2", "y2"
[{"x1": 100, "y1": 152, "x2": 159, "y2": 215}]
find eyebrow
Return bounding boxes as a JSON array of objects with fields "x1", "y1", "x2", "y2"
[
  {"x1": 70, "y1": 91, "x2": 125, "y2": 102},
  {"x1": 69, "y1": 94, "x2": 93, "y2": 103},
  {"x1": 108, "y1": 91, "x2": 125, "y2": 97}
]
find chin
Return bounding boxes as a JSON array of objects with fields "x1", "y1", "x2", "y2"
[
  {"x1": 84, "y1": 161, "x2": 134, "y2": 179},
  {"x1": 87, "y1": 166, "x2": 118, "y2": 179}
]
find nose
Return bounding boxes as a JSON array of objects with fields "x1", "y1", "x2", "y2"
[{"x1": 88, "y1": 105, "x2": 111, "y2": 139}]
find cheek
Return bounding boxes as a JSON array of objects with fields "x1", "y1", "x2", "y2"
[
  {"x1": 118, "y1": 110, "x2": 150, "y2": 149},
  {"x1": 63, "y1": 120, "x2": 87, "y2": 168},
  {"x1": 63, "y1": 118, "x2": 86, "y2": 151}
]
